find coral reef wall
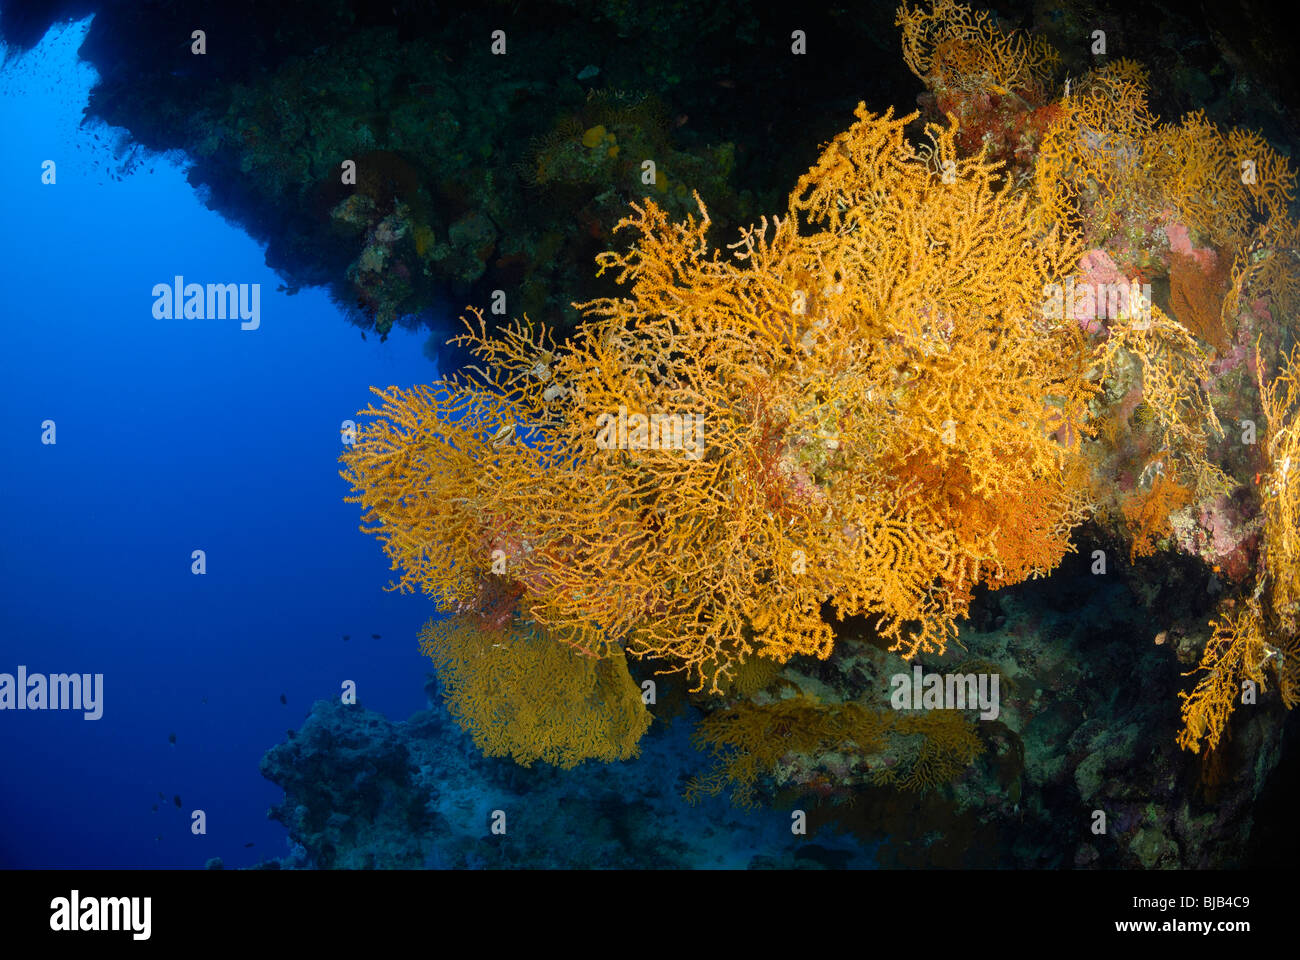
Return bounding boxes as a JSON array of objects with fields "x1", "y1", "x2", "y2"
[{"x1": 332, "y1": 0, "x2": 1300, "y2": 869}]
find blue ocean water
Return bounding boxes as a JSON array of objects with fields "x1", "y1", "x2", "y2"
[{"x1": 0, "y1": 18, "x2": 438, "y2": 868}]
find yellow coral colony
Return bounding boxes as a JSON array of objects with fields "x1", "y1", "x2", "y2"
[
  {"x1": 1178, "y1": 346, "x2": 1300, "y2": 752},
  {"x1": 343, "y1": 102, "x2": 1095, "y2": 702},
  {"x1": 342, "y1": 0, "x2": 1300, "y2": 770},
  {"x1": 897, "y1": 0, "x2": 1058, "y2": 99},
  {"x1": 421, "y1": 616, "x2": 650, "y2": 769},
  {"x1": 949, "y1": 0, "x2": 1300, "y2": 752}
]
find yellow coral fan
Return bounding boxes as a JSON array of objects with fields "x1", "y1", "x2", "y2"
[
  {"x1": 896, "y1": 0, "x2": 1059, "y2": 98},
  {"x1": 339, "y1": 378, "x2": 542, "y2": 610},
  {"x1": 1120, "y1": 473, "x2": 1193, "y2": 560},
  {"x1": 1099, "y1": 305, "x2": 1233, "y2": 500},
  {"x1": 1032, "y1": 62, "x2": 1299, "y2": 332},
  {"x1": 1032, "y1": 64, "x2": 1157, "y2": 235},
  {"x1": 686, "y1": 697, "x2": 983, "y2": 806},
  {"x1": 1148, "y1": 112, "x2": 1297, "y2": 253},
  {"x1": 1179, "y1": 345, "x2": 1300, "y2": 752},
  {"x1": 420, "y1": 616, "x2": 651, "y2": 769},
  {"x1": 684, "y1": 698, "x2": 889, "y2": 808},
  {"x1": 724, "y1": 654, "x2": 786, "y2": 698},
  {"x1": 1146, "y1": 113, "x2": 1300, "y2": 340},
  {"x1": 343, "y1": 103, "x2": 1096, "y2": 693},
  {"x1": 1261, "y1": 345, "x2": 1300, "y2": 633},
  {"x1": 872, "y1": 710, "x2": 984, "y2": 793},
  {"x1": 1178, "y1": 603, "x2": 1269, "y2": 753}
]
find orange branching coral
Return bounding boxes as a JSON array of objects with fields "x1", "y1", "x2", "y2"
[
  {"x1": 1177, "y1": 604, "x2": 1268, "y2": 753},
  {"x1": 1169, "y1": 250, "x2": 1233, "y2": 353},
  {"x1": 420, "y1": 615, "x2": 651, "y2": 769},
  {"x1": 1148, "y1": 113, "x2": 1297, "y2": 253},
  {"x1": 343, "y1": 103, "x2": 1096, "y2": 694},
  {"x1": 1260, "y1": 345, "x2": 1300, "y2": 633},
  {"x1": 896, "y1": 0, "x2": 1058, "y2": 99},
  {"x1": 1179, "y1": 345, "x2": 1300, "y2": 752},
  {"x1": 338, "y1": 377, "x2": 543, "y2": 611},
  {"x1": 1093, "y1": 58, "x2": 1150, "y2": 92},
  {"x1": 581, "y1": 106, "x2": 1093, "y2": 671},
  {"x1": 1032, "y1": 70, "x2": 1299, "y2": 327},
  {"x1": 1099, "y1": 306, "x2": 1233, "y2": 499},
  {"x1": 1030, "y1": 61, "x2": 1299, "y2": 306},
  {"x1": 1224, "y1": 217, "x2": 1300, "y2": 337},
  {"x1": 871, "y1": 710, "x2": 984, "y2": 793},
  {"x1": 684, "y1": 699, "x2": 887, "y2": 808},
  {"x1": 1147, "y1": 113, "x2": 1300, "y2": 335},
  {"x1": 889, "y1": 449, "x2": 1091, "y2": 591},
  {"x1": 1032, "y1": 65, "x2": 1157, "y2": 236},
  {"x1": 685, "y1": 697, "x2": 983, "y2": 806},
  {"x1": 1121, "y1": 473, "x2": 1194, "y2": 560},
  {"x1": 990, "y1": 468, "x2": 1093, "y2": 586}
]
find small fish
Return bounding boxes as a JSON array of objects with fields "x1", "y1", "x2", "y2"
[
  {"x1": 158, "y1": 792, "x2": 164, "y2": 800},
  {"x1": 168, "y1": 732, "x2": 176, "y2": 745},
  {"x1": 342, "y1": 635, "x2": 350, "y2": 642},
  {"x1": 371, "y1": 633, "x2": 381, "y2": 639},
  {"x1": 279, "y1": 694, "x2": 287, "y2": 705},
  {"x1": 173, "y1": 795, "x2": 182, "y2": 808},
  {"x1": 151, "y1": 804, "x2": 158, "y2": 812},
  {"x1": 243, "y1": 842, "x2": 255, "y2": 848}
]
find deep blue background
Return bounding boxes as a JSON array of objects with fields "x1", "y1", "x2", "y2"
[{"x1": 0, "y1": 18, "x2": 441, "y2": 868}]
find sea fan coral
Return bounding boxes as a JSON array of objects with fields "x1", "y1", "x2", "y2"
[
  {"x1": 420, "y1": 615, "x2": 651, "y2": 769},
  {"x1": 339, "y1": 0, "x2": 1300, "y2": 775},
  {"x1": 343, "y1": 102, "x2": 1096, "y2": 694},
  {"x1": 1179, "y1": 345, "x2": 1300, "y2": 752}
]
